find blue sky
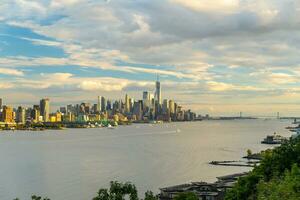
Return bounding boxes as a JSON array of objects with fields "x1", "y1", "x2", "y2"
[{"x1": 1, "y1": 0, "x2": 300, "y2": 116}]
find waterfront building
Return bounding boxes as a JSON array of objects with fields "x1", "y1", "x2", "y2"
[
  {"x1": 143, "y1": 91, "x2": 150, "y2": 108},
  {"x1": 31, "y1": 105, "x2": 40, "y2": 122},
  {"x1": 106, "y1": 100, "x2": 112, "y2": 111},
  {"x1": 67, "y1": 104, "x2": 74, "y2": 113},
  {"x1": 125, "y1": 94, "x2": 130, "y2": 113},
  {"x1": 169, "y1": 100, "x2": 175, "y2": 114},
  {"x1": 40, "y1": 98, "x2": 50, "y2": 122},
  {"x1": 101, "y1": 96, "x2": 106, "y2": 112},
  {"x1": 56, "y1": 112, "x2": 62, "y2": 122},
  {"x1": 162, "y1": 99, "x2": 169, "y2": 114},
  {"x1": 16, "y1": 106, "x2": 26, "y2": 124},
  {"x1": 63, "y1": 112, "x2": 75, "y2": 122},
  {"x1": 97, "y1": 96, "x2": 101, "y2": 113},
  {"x1": 2, "y1": 106, "x2": 14, "y2": 123},
  {"x1": 50, "y1": 114, "x2": 57, "y2": 122},
  {"x1": 133, "y1": 101, "x2": 143, "y2": 121},
  {"x1": 60, "y1": 107, "x2": 67, "y2": 114},
  {"x1": 159, "y1": 182, "x2": 224, "y2": 200}
]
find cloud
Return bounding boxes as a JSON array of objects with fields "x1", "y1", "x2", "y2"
[
  {"x1": 0, "y1": 68, "x2": 24, "y2": 76},
  {"x1": 1, "y1": 0, "x2": 300, "y2": 115},
  {"x1": 170, "y1": 0, "x2": 239, "y2": 13}
]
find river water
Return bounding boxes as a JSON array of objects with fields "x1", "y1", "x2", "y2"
[{"x1": 0, "y1": 119, "x2": 293, "y2": 200}]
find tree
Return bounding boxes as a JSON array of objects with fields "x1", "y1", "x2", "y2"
[
  {"x1": 93, "y1": 181, "x2": 138, "y2": 200},
  {"x1": 257, "y1": 164, "x2": 300, "y2": 200},
  {"x1": 225, "y1": 136, "x2": 300, "y2": 199},
  {"x1": 247, "y1": 149, "x2": 252, "y2": 157},
  {"x1": 174, "y1": 192, "x2": 198, "y2": 200},
  {"x1": 144, "y1": 191, "x2": 158, "y2": 200}
]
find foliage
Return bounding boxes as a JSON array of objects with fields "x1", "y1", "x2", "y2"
[
  {"x1": 144, "y1": 191, "x2": 158, "y2": 200},
  {"x1": 225, "y1": 136, "x2": 300, "y2": 200},
  {"x1": 93, "y1": 181, "x2": 138, "y2": 200},
  {"x1": 14, "y1": 195, "x2": 50, "y2": 200},
  {"x1": 247, "y1": 149, "x2": 252, "y2": 157},
  {"x1": 257, "y1": 164, "x2": 300, "y2": 200},
  {"x1": 174, "y1": 192, "x2": 198, "y2": 200}
]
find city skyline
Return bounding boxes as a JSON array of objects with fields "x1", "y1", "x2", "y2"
[
  {"x1": 0, "y1": 79, "x2": 199, "y2": 124},
  {"x1": 1, "y1": 1, "x2": 300, "y2": 116}
]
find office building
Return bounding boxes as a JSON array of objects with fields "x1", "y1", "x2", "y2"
[
  {"x1": 143, "y1": 91, "x2": 150, "y2": 109},
  {"x1": 133, "y1": 101, "x2": 143, "y2": 121},
  {"x1": 16, "y1": 106, "x2": 26, "y2": 124},
  {"x1": 40, "y1": 98, "x2": 50, "y2": 122},
  {"x1": 2, "y1": 106, "x2": 14, "y2": 123},
  {"x1": 97, "y1": 96, "x2": 101, "y2": 113},
  {"x1": 101, "y1": 96, "x2": 106, "y2": 112},
  {"x1": 125, "y1": 94, "x2": 130, "y2": 113},
  {"x1": 162, "y1": 99, "x2": 169, "y2": 114},
  {"x1": 155, "y1": 76, "x2": 162, "y2": 105},
  {"x1": 169, "y1": 100, "x2": 175, "y2": 114}
]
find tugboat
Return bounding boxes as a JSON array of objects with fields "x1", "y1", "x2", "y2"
[{"x1": 261, "y1": 132, "x2": 287, "y2": 144}]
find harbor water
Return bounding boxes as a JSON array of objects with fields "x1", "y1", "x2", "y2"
[{"x1": 0, "y1": 119, "x2": 292, "y2": 200}]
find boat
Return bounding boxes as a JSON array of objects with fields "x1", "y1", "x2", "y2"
[
  {"x1": 107, "y1": 124, "x2": 115, "y2": 129},
  {"x1": 261, "y1": 132, "x2": 287, "y2": 144}
]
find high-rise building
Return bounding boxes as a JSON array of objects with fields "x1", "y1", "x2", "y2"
[
  {"x1": 125, "y1": 94, "x2": 130, "y2": 113},
  {"x1": 133, "y1": 101, "x2": 143, "y2": 121},
  {"x1": 40, "y1": 98, "x2": 50, "y2": 122},
  {"x1": 106, "y1": 100, "x2": 112, "y2": 110},
  {"x1": 101, "y1": 96, "x2": 106, "y2": 112},
  {"x1": 0, "y1": 98, "x2": 2, "y2": 109},
  {"x1": 67, "y1": 104, "x2": 73, "y2": 113},
  {"x1": 2, "y1": 106, "x2": 14, "y2": 123},
  {"x1": 60, "y1": 107, "x2": 67, "y2": 114},
  {"x1": 143, "y1": 91, "x2": 150, "y2": 109},
  {"x1": 16, "y1": 106, "x2": 26, "y2": 124},
  {"x1": 169, "y1": 100, "x2": 175, "y2": 114},
  {"x1": 32, "y1": 105, "x2": 40, "y2": 122},
  {"x1": 162, "y1": 99, "x2": 169, "y2": 114},
  {"x1": 97, "y1": 96, "x2": 101, "y2": 113},
  {"x1": 155, "y1": 76, "x2": 161, "y2": 105}
]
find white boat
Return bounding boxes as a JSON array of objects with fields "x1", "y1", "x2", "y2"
[{"x1": 107, "y1": 124, "x2": 115, "y2": 129}]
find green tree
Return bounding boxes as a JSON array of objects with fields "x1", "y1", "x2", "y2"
[
  {"x1": 225, "y1": 136, "x2": 300, "y2": 199},
  {"x1": 247, "y1": 149, "x2": 252, "y2": 157},
  {"x1": 144, "y1": 191, "x2": 158, "y2": 200},
  {"x1": 93, "y1": 181, "x2": 138, "y2": 200},
  {"x1": 174, "y1": 192, "x2": 198, "y2": 200},
  {"x1": 257, "y1": 164, "x2": 300, "y2": 200}
]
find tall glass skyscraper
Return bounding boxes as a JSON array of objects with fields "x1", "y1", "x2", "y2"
[
  {"x1": 155, "y1": 77, "x2": 161, "y2": 105},
  {"x1": 40, "y1": 98, "x2": 50, "y2": 122}
]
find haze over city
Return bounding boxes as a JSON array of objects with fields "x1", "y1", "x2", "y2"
[{"x1": 1, "y1": 0, "x2": 300, "y2": 116}]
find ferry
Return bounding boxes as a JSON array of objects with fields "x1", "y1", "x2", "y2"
[{"x1": 261, "y1": 132, "x2": 287, "y2": 144}]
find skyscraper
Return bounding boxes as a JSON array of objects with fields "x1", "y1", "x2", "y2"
[
  {"x1": 143, "y1": 91, "x2": 150, "y2": 108},
  {"x1": 16, "y1": 106, "x2": 26, "y2": 124},
  {"x1": 101, "y1": 96, "x2": 107, "y2": 112},
  {"x1": 133, "y1": 101, "x2": 143, "y2": 121},
  {"x1": 125, "y1": 94, "x2": 130, "y2": 113},
  {"x1": 2, "y1": 106, "x2": 14, "y2": 123},
  {"x1": 0, "y1": 98, "x2": 2, "y2": 109},
  {"x1": 155, "y1": 76, "x2": 161, "y2": 105},
  {"x1": 97, "y1": 96, "x2": 101, "y2": 113},
  {"x1": 162, "y1": 99, "x2": 169, "y2": 114},
  {"x1": 169, "y1": 100, "x2": 175, "y2": 114},
  {"x1": 40, "y1": 98, "x2": 50, "y2": 122}
]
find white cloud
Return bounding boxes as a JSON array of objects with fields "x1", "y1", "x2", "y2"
[
  {"x1": 170, "y1": 0, "x2": 239, "y2": 13},
  {"x1": 0, "y1": 68, "x2": 24, "y2": 76}
]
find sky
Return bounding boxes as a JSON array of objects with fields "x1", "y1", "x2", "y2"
[{"x1": 0, "y1": 0, "x2": 300, "y2": 116}]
